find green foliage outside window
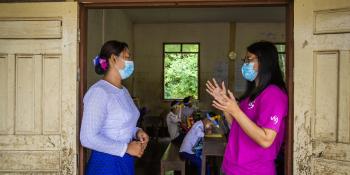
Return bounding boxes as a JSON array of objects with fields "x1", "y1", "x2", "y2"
[
  {"x1": 164, "y1": 43, "x2": 199, "y2": 100},
  {"x1": 275, "y1": 43, "x2": 286, "y2": 81}
]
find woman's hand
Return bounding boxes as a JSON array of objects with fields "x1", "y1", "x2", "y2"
[
  {"x1": 136, "y1": 129, "x2": 149, "y2": 152},
  {"x1": 126, "y1": 141, "x2": 143, "y2": 158},
  {"x1": 206, "y1": 78, "x2": 237, "y2": 125},
  {"x1": 206, "y1": 78, "x2": 226, "y2": 102},
  {"x1": 206, "y1": 78, "x2": 240, "y2": 116},
  {"x1": 137, "y1": 129, "x2": 149, "y2": 143},
  {"x1": 212, "y1": 89, "x2": 241, "y2": 117}
]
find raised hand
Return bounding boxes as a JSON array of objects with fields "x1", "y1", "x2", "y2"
[
  {"x1": 212, "y1": 89, "x2": 240, "y2": 116},
  {"x1": 206, "y1": 78, "x2": 226, "y2": 102}
]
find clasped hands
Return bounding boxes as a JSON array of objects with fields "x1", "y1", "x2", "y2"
[
  {"x1": 205, "y1": 78, "x2": 241, "y2": 117},
  {"x1": 127, "y1": 128, "x2": 149, "y2": 158}
]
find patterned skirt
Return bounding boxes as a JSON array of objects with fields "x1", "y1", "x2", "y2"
[{"x1": 86, "y1": 150, "x2": 135, "y2": 175}]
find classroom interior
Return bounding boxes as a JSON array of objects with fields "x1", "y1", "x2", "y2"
[{"x1": 86, "y1": 6, "x2": 286, "y2": 175}]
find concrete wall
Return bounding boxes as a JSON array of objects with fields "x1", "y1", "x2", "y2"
[
  {"x1": 87, "y1": 15, "x2": 285, "y2": 114},
  {"x1": 87, "y1": 9, "x2": 103, "y2": 89},
  {"x1": 133, "y1": 23, "x2": 230, "y2": 113},
  {"x1": 234, "y1": 22, "x2": 286, "y2": 93},
  {"x1": 87, "y1": 9, "x2": 134, "y2": 89}
]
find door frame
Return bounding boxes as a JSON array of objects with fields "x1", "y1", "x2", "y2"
[{"x1": 78, "y1": 0, "x2": 294, "y2": 175}]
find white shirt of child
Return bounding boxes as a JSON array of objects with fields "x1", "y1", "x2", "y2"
[
  {"x1": 179, "y1": 121, "x2": 204, "y2": 154},
  {"x1": 166, "y1": 111, "x2": 181, "y2": 140}
]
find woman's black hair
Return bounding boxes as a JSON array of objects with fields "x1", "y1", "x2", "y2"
[
  {"x1": 95, "y1": 40, "x2": 129, "y2": 75},
  {"x1": 240, "y1": 41, "x2": 286, "y2": 102}
]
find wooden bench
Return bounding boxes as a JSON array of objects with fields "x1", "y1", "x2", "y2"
[{"x1": 160, "y1": 143, "x2": 185, "y2": 175}]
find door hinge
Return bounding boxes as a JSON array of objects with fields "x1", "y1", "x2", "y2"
[{"x1": 77, "y1": 67, "x2": 80, "y2": 82}]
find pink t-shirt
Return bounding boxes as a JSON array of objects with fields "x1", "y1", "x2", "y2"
[{"x1": 222, "y1": 85, "x2": 288, "y2": 175}]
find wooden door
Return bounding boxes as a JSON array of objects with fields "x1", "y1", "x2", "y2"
[
  {"x1": 0, "y1": 2, "x2": 78, "y2": 174},
  {"x1": 294, "y1": 0, "x2": 350, "y2": 174}
]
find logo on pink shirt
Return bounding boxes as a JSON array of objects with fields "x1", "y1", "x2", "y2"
[
  {"x1": 248, "y1": 101, "x2": 255, "y2": 110},
  {"x1": 270, "y1": 115, "x2": 279, "y2": 125}
]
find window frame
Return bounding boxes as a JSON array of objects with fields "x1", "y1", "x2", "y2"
[{"x1": 162, "y1": 42, "x2": 200, "y2": 101}]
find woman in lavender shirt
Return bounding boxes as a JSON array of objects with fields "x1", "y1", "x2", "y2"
[
  {"x1": 206, "y1": 41, "x2": 288, "y2": 175},
  {"x1": 80, "y1": 40, "x2": 149, "y2": 175}
]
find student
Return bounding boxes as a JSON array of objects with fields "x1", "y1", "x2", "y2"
[
  {"x1": 181, "y1": 96, "x2": 195, "y2": 122},
  {"x1": 179, "y1": 118, "x2": 212, "y2": 175},
  {"x1": 206, "y1": 41, "x2": 288, "y2": 175},
  {"x1": 166, "y1": 100, "x2": 185, "y2": 145},
  {"x1": 80, "y1": 40, "x2": 149, "y2": 175}
]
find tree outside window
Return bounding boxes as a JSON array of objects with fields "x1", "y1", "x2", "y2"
[{"x1": 163, "y1": 43, "x2": 199, "y2": 100}]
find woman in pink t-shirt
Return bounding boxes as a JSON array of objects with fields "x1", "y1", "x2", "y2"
[{"x1": 206, "y1": 41, "x2": 288, "y2": 175}]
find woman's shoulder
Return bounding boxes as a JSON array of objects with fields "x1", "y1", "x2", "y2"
[
  {"x1": 84, "y1": 80, "x2": 110, "y2": 100},
  {"x1": 260, "y1": 84, "x2": 287, "y2": 100},
  {"x1": 89, "y1": 80, "x2": 106, "y2": 91},
  {"x1": 88, "y1": 80, "x2": 124, "y2": 94}
]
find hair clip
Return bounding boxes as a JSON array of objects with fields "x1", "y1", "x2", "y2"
[
  {"x1": 93, "y1": 55, "x2": 100, "y2": 66},
  {"x1": 99, "y1": 59, "x2": 108, "y2": 70},
  {"x1": 93, "y1": 55, "x2": 108, "y2": 70}
]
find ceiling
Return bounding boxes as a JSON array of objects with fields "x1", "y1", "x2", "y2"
[{"x1": 122, "y1": 7, "x2": 285, "y2": 23}]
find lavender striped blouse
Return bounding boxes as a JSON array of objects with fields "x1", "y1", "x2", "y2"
[{"x1": 80, "y1": 80, "x2": 140, "y2": 157}]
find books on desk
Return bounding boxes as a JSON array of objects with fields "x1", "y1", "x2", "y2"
[{"x1": 205, "y1": 133, "x2": 223, "y2": 138}]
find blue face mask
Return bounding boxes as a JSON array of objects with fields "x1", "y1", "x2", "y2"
[
  {"x1": 118, "y1": 60, "x2": 134, "y2": 80},
  {"x1": 241, "y1": 62, "x2": 257, "y2": 82}
]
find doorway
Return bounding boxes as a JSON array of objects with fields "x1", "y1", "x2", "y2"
[{"x1": 78, "y1": 1, "x2": 293, "y2": 175}]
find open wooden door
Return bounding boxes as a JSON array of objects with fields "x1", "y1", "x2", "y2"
[
  {"x1": 0, "y1": 2, "x2": 78, "y2": 174},
  {"x1": 294, "y1": 0, "x2": 350, "y2": 174}
]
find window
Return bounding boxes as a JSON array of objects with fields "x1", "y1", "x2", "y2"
[
  {"x1": 275, "y1": 43, "x2": 286, "y2": 80},
  {"x1": 163, "y1": 43, "x2": 199, "y2": 100}
]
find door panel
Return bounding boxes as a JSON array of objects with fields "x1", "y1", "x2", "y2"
[
  {"x1": 294, "y1": 0, "x2": 350, "y2": 174},
  {"x1": 0, "y1": 2, "x2": 78, "y2": 174}
]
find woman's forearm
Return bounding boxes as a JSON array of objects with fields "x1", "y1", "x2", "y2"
[{"x1": 223, "y1": 111, "x2": 234, "y2": 126}]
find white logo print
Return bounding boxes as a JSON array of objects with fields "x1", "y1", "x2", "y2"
[
  {"x1": 248, "y1": 101, "x2": 255, "y2": 110},
  {"x1": 270, "y1": 115, "x2": 279, "y2": 125}
]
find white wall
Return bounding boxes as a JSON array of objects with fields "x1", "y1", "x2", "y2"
[
  {"x1": 86, "y1": 15, "x2": 286, "y2": 114},
  {"x1": 234, "y1": 23, "x2": 286, "y2": 93},
  {"x1": 87, "y1": 9, "x2": 134, "y2": 89},
  {"x1": 133, "y1": 23, "x2": 230, "y2": 113}
]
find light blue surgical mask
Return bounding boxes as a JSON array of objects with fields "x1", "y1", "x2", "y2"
[
  {"x1": 241, "y1": 62, "x2": 257, "y2": 81},
  {"x1": 118, "y1": 59, "x2": 134, "y2": 80}
]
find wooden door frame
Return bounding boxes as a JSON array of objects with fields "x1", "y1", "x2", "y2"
[{"x1": 78, "y1": 0, "x2": 294, "y2": 175}]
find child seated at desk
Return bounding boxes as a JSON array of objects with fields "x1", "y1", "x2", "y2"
[
  {"x1": 179, "y1": 117, "x2": 213, "y2": 175},
  {"x1": 166, "y1": 100, "x2": 185, "y2": 145}
]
